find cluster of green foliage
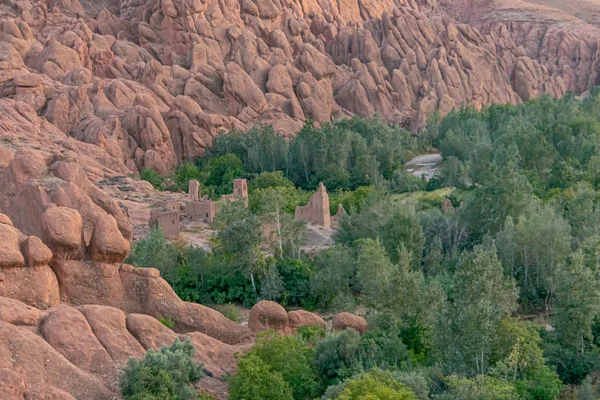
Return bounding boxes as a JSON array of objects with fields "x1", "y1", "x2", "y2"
[
  {"x1": 120, "y1": 339, "x2": 203, "y2": 400},
  {"x1": 211, "y1": 117, "x2": 428, "y2": 191},
  {"x1": 130, "y1": 94, "x2": 600, "y2": 398}
]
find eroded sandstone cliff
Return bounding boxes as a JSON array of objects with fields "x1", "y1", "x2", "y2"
[{"x1": 1, "y1": 0, "x2": 596, "y2": 180}]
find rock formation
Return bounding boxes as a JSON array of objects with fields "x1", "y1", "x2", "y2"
[
  {"x1": 0, "y1": 0, "x2": 596, "y2": 185},
  {"x1": 248, "y1": 300, "x2": 326, "y2": 334},
  {"x1": 332, "y1": 312, "x2": 368, "y2": 334},
  {"x1": 0, "y1": 0, "x2": 598, "y2": 396},
  {"x1": 0, "y1": 150, "x2": 253, "y2": 398}
]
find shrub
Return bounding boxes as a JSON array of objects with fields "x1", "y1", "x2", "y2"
[
  {"x1": 120, "y1": 339, "x2": 203, "y2": 400},
  {"x1": 228, "y1": 354, "x2": 293, "y2": 400},
  {"x1": 140, "y1": 168, "x2": 164, "y2": 189},
  {"x1": 296, "y1": 324, "x2": 326, "y2": 344},
  {"x1": 250, "y1": 331, "x2": 318, "y2": 400},
  {"x1": 158, "y1": 317, "x2": 174, "y2": 329},
  {"x1": 213, "y1": 303, "x2": 239, "y2": 323},
  {"x1": 314, "y1": 329, "x2": 362, "y2": 388},
  {"x1": 248, "y1": 171, "x2": 295, "y2": 191},
  {"x1": 173, "y1": 160, "x2": 201, "y2": 192},
  {"x1": 437, "y1": 375, "x2": 519, "y2": 400},
  {"x1": 515, "y1": 364, "x2": 563, "y2": 400},
  {"x1": 332, "y1": 369, "x2": 419, "y2": 400}
]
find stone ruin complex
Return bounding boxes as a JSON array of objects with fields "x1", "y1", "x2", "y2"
[
  {"x1": 295, "y1": 182, "x2": 331, "y2": 228},
  {"x1": 185, "y1": 178, "x2": 248, "y2": 224},
  {"x1": 149, "y1": 208, "x2": 180, "y2": 239},
  {"x1": 148, "y1": 178, "x2": 249, "y2": 235},
  {"x1": 222, "y1": 179, "x2": 249, "y2": 207}
]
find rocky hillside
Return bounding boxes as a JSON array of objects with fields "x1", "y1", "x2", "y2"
[
  {"x1": 0, "y1": 0, "x2": 598, "y2": 181},
  {"x1": 0, "y1": 0, "x2": 599, "y2": 397}
]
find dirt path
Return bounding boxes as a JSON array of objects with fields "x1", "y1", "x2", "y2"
[{"x1": 405, "y1": 153, "x2": 442, "y2": 180}]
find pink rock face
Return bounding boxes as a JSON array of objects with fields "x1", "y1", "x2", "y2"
[
  {"x1": 0, "y1": 0, "x2": 594, "y2": 187},
  {"x1": 248, "y1": 300, "x2": 290, "y2": 333},
  {"x1": 287, "y1": 310, "x2": 326, "y2": 332},
  {"x1": 332, "y1": 312, "x2": 368, "y2": 335}
]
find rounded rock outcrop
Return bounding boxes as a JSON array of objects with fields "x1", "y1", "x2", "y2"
[
  {"x1": 287, "y1": 310, "x2": 326, "y2": 332},
  {"x1": 332, "y1": 312, "x2": 368, "y2": 334},
  {"x1": 248, "y1": 300, "x2": 289, "y2": 333}
]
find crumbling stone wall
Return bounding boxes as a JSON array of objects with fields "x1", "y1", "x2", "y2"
[
  {"x1": 295, "y1": 182, "x2": 331, "y2": 228},
  {"x1": 185, "y1": 200, "x2": 216, "y2": 223},
  {"x1": 221, "y1": 178, "x2": 248, "y2": 207},
  {"x1": 149, "y1": 209, "x2": 180, "y2": 238}
]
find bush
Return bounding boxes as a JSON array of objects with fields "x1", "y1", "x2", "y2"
[
  {"x1": 314, "y1": 329, "x2": 362, "y2": 388},
  {"x1": 248, "y1": 171, "x2": 295, "y2": 191},
  {"x1": 140, "y1": 168, "x2": 164, "y2": 189},
  {"x1": 158, "y1": 317, "x2": 174, "y2": 329},
  {"x1": 275, "y1": 258, "x2": 314, "y2": 307},
  {"x1": 249, "y1": 331, "x2": 318, "y2": 400},
  {"x1": 296, "y1": 324, "x2": 326, "y2": 344},
  {"x1": 332, "y1": 369, "x2": 419, "y2": 400},
  {"x1": 515, "y1": 364, "x2": 563, "y2": 400},
  {"x1": 173, "y1": 161, "x2": 201, "y2": 192},
  {"x1": 228, "y1": 354, "x2": 293, "y2": 400},
  {"x1": 120, "y1": 339, "x2": 203, "y2": 400},
  {"x1": 213, "y1": 303, "x2": 239, "y2": 323},
  {"x1": 437, "y1": 375, "x2": 519, "y2": 400}
]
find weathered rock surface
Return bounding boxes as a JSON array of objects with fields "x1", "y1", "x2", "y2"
[
  {"x1": 332, "y1": 312, "x2": 368, "y2": 334},
  {"x1": 0, "y1": 208, "x2": 249, "y2": 398},
  {"x1": 0, "y1": 0, "x2": 598, "y2": 397},
  {"x1": 0, "y1": 0, "x2": 595, "y2": 186},
  {"x1": 288, "y1": 309, "x2": 327, "y2": 332},
  {"x1": 248, "y1": 300, "x2": 290, "y2": 333}
]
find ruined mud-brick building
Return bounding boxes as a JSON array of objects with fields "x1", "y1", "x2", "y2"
[
  {"x1": 149, "y1": 209, "x2": 180, "y2": 238},
  {"x1": 295, "y1": 182, "x2": 331, "y2": 228},
  {"x1": 221, "y1": 179, "x2": 249, "y2": 207},
  {"x1": 185, "y1": 178, "x2": 248, "y2": 223}
]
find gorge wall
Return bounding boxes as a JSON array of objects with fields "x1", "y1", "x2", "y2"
[{"x1": 0, "y1": 0, "x2": 598, "y2": 182}]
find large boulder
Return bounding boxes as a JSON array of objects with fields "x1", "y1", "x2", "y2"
[
  {"x1": 0, "y1": 321, "x2": 112, "y2": 399},
  {"x1": 287, "y1": 310, "x2": 326, "y2": 332},
  {"x1": 248, "y1": 300, "x2": 289, "y2": 334},
  {"x1": 0, "y1": 296, "x2": 40, "y2": 326},
  {"x1": 40, "y1": 307, "x2": 115, "y2": 382},
  {"x1": 332, "y1": 312, "x2": 368, "y2": 335},
  {"x1": 0, "y1": 214, "x2": 59, "y2": 309}
]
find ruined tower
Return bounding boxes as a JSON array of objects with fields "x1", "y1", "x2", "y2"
[{"x1": 295, "y1": 182, "x2": 331, "y2": 228}]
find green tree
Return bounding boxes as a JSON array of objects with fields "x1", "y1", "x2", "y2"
[
  {"x1": 120, "y1": 339, "x2": 203, "y2": 400},
  {"x1": 438, "y1": 245, "x2": 518, "y2": 376},
  {"x1": 553, "y1": 251, "x2": 600, "y2": 355},
  {"x1": 495, "y1": 206, "x2": 571, "y2": 313},
  {"x1": 436, "y1": 375, "x2": 519, "y2": 400},
  {"x1": 257, "y1": 187, "x2": 306, "y2": 258},
  {"x1": 140, "y1": 168, "x2": 164, "y2": 189},
  {"x1": 228, "y1": 354, "x2": 293, "y2": 400},
  {"x1": 259, "y1": 261, "x2": 284, "y2": 301},
  {"x1": 314, "y1": 329, "x2": 362, "y2": 387},
  {"x1": 248, "y1": 171, "x2": 294, "y2": 191},
  {"x1": 310, "y1": 245, "x2": 356, "y2": 309},
  {"x1": 127, "y1": 227, "x2": 181, "y2": 287},
  {"x1": 204, "y1": 154, "x2": 244, "y2": 195},
  {"x1": 173, "y1": 161, "x2": 201, "y2": 192},
  {"x1": 212, "y1": 200, "x2": 263, "y2": 293},
  {"x1": 250, "y1": 331, "x2": 318, "y2": 400},
  {"x1": 332, "y1": 369, "x2": 419, "y2": 400}
]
